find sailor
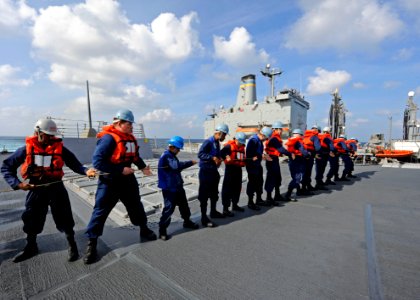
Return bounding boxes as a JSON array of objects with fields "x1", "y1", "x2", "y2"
[
  {"x1": 315, "y1": 126, "x2": 335, "y2": 188},
  {"x1": 245, "y1": 126, "x2": 273, "y2": 210},
  {"x1": 220, "y1": 132, "x2": 250, "y2": 216},
  {"x1": 333, "y1": 134, "x2": 351, "y2": 181},
  {"x1": 264, "y1": 121, "x2": 289, "y2": 205},
  {"x1": 1, "y1": 118, "x2": 96, "y2": 263},
  {"x1": 345, "y1": 137, "x2": 358, "y2": 178},
  {"x1": 301, "y1": 125, "x2": 322, "y2": 194},
  {"x1": 284, "y1": 128, "x2": 308, "y2": 201},
  {"x1": 157, "y1": 136, "x2": 199, "y2": 241},
  {"x1": 84, "y1": 109, "x2": 157, "y2": 264},
  {"x1": 197, "y1": 123, "x2": 229, "y2": 227},
  {"x1": 324, "y1": 128, "x2": 340, "y2": 185}
]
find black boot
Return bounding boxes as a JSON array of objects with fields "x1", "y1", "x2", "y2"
[
  {"x1": 247, "y1": 196, "x2": 261, "y2": 211},
  {"x1": 315, "y1": 182, "x2": 328, "y2": 190},
  {"x1": 284, "y1": 189, "x2": 292, "y2": 202},
  {"x1": 274, "y1": 188, "x2": 285, "y2": 202},
  {"x1": 159, "y1": 227, "x2": 171, "y2": 241},
  {"x1": 140, "y1": 227, "x2": 157, "y2": 241},
  {"x1": 348, "y1": 172, "x2": 357, "y2": 178},
  {"x1": 66, "y1": 234, "x2": 79, "y2": 262},
  {"x1": 83, "y1": 238, "x2": 97, "y2": 265},
  {"x1": 266, "y1": 193, "x2": 279, "y2": 206},
  {"x1": 201, "y1": 216, "x2": 217, "y2": 228},
  {"x1": 13, "y1": 234, "x2": 38, "y2": 263},
  {"x1": 255, "y1": 194, "x2": 270, "y2": 206},
  {"x1": 222, "y1": 207, "x2": 234, "y2": 217},
  {"x1": 210, "y1": 199, "x2": 225, "y2": 218},
  {"x1": 325, "y1": 178, "x2": 336, "y2": 185},
  {"x1": 307, "y1": 184, "x2": 317, "y2": 191},
  {"x1": 183, "y1": 219, "x2": 199, "y2": 229},
  {"x1": 232, "y1": 204, "x2": 245, "y2": 212},
  {"x1": 340, "y1": 172, "x2": 350, "y2": 181}
]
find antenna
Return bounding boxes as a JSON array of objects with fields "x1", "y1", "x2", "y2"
[
  {"x1": 261, "y1": 64, "x2": 282, "y2": 97},
  {"x1": 86, "y1": 80, "x2": 92, "y2": 130}
]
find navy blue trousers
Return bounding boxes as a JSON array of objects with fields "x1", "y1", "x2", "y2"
[
  {"x1": 159, "y1": 188, "x2": 191, "y2": 229},
  {"x1": 86, "y1": 175, "x2": 148, "y2": 238},
  {"x1": 198, "y1": 168, "x2": 220, "y2": 215},
  {"x1": 221, "y1": 165, "x2": 242, "y2": 208},
  {"x1": 246, "y1": 164, "x2": 263, "y2": 198},
  {"x1": 22, "y1": 182, "x2": 75, "y2": 235},
  {"x1": 264, "y1": 157, "x2": 281, "y2": 194},
  {"x1": 315, "y1": 154, "x2": 328, "y2": 184},
  {"x1": 341, "y1": 154, "x2": 352, "y2": 175},
  {"x1": 301, "y1": 156, "x2": 314, "y2": 187},
  {"x1": 326, "y1": 155, "x2": 339, "y2": 179},
  {"x1": 288, "y1": 157, "x2": 305, "y2": 190}
]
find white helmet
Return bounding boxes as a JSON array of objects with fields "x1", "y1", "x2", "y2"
[
  {"x1": 323, "y1": 126, "x2": 331, "y2": 132},
  {"x1": 34, "y1": 118, "x2": 60, "y2": 136}
]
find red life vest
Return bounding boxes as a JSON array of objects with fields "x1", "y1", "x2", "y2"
[
  {"x1": 286, "y1": 136, "x2": 304, "y2": 156},
  {"x1": 346, "y1": 139, "x2": 357, "y2": 153},
  {"x1": 318, "y1": 133, "x2": 332, "y2": 149},
  {"x1": 21, "y1": 135, "x2": 64, "y2": 180},
  {"x1": 264, "y1": 132, "x2": 282, "y2": 157},
  {"x1": 224, "y1": 140, "x2": 246, "y2": 167},
  {"x1": 334, "y1": 138, "x2": 347, "y2": 154},
  {"x1": 303, "y1": 129, "x2": 316, "y2": 151},
  {"x1": 97, "y1": 125, "x2": 139, "y2": 164}
]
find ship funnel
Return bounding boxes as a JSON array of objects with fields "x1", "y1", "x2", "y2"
[{"x1": 235, "y1": 74, "x2": 257, "y2": 107}]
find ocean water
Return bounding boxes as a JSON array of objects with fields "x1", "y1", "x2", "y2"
[{"x1": 0, "y1": 136, "x2": 204, "y2": 153}]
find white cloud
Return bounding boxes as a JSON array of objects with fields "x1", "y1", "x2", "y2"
[
  {"x1": 213, "y1": 27, "x2": 269, "y2": 69},
  {"x1": 0, "y1": 0, "x2": 36, "y2": 33},
  {"x1": 138, "y1": 108, "x2": 173, "y2": 123},
  {"x1": 392, "y1": 48, "x2": 414, "y2": 61},
  {"x1": 0, "y1": 64, "x2": 32, "y2": 86},
  {"x1": 31, "y1": 1, "x2": 201, "y2": 90},
  {"x1": 383, "y1": 81, "x2": 401, "y2": 89},
  {"x1": 0, "y1": 105, "x2": 34, "y2": 135},
  {"x1": 306, "y1": 67, "x2": 351, "y2": 95},
  {"x1": 285, "y1": 0, "x2": 404, "y2": 53},
  {"x1": 353, "y1": 82, "x2": 366, "y2": 89}
]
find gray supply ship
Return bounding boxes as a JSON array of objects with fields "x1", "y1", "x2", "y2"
[{"x1": 204, "y1": 65, "x2": 310, "y2": 138}]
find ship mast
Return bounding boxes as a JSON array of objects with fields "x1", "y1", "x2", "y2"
[
  {"x1": 329, "y1": 88, "x2": 346, "y2": 139},
  {"x1": 260, "y1": 64, "x2": 282, "y2": 98}
]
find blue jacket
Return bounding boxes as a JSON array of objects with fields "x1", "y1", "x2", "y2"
[
  {"x1": 198, "y1": 136, "x2": 220, "y2": 170},
  {"x1": 266, "y1": 136, "x2": 290, "y2": 156},
  {"x1": 158, "y1": 149, "x2": 193, "y2": 191},
  {"x1": 93, "y1": 134, "x2": 146, "y2": 179},
  {"x1": 246, "y1": 134, "x2": 264, "y2": 171},
  {"x1": 1, "y1": 145, "x2": 87, "y2": 189}
]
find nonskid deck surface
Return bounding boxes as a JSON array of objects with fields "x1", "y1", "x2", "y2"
[{"x1": 1, "y1": 156, "x2": 420, "y2": 299}]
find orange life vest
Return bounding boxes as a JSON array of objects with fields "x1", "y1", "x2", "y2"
[
  {"x1": 286, "y1": 136, "x2": 304, "y2": 156},
  {"x1": 264, "y1": 132, "x2": 282, "y2": 157},
  {"x1": 318, "y1": 133, "x2": 332, "y2": 149},
  {"x1": 97, "y1": 125, "x2": 139, "y2": 164},
  {"x1": 334, "y1": 138, "x2": 347, "y2": 154},
  {"x1": 224, "y1": 140, "x2": 246, "y2": 167},
  {"x1": 21, "y1": 135, "x2": 64, "y2": 180},
  {"x1": 346, "y1": 139, "x2": 357, "y2": 153},
  {"x1": 303, "y1": 129, "x2": 316, "y2": 151}
]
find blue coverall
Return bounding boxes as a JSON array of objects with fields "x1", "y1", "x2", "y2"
[
  {"x1": 1, "y1": 146, "x2": 88, "y2": 236},
  {"x1": 158, "y1": 149, "x2": 194, "y2": 229},
  {"x1": 302, "y1": 135, "x2": 321, "y2": 189},
  {"x1": 220, "y1": 143, "x2": 244, "y2": 209},
  {"x1": 264, "y1": 136, "x2": 289, "y2": 195},
  {"x1": 85, "y1": 134, "x2": 148, "y2": 238},
  {"x1": 288, "y1": 140, "x2": 308, "y2": 191},
  {"x1": 198, "y1": 136, "x2": 221, "y2": 217},
  {"x1": 245, "y1": 134, "x2": 264, "y2": 199},
  {"x1": 315, "y1": 136, "x2": 335, "y2": 184}
]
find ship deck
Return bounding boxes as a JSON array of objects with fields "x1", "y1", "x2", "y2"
[{"x1": 1, "y1": 152, "x2": 420, "y2": 299}]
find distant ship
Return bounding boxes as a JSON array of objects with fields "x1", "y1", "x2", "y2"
[{"x1": 203, "y1": 65, "x2": 310, "y2": 138}]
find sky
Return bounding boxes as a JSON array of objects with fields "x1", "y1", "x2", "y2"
[{"x1": 0, "y1": 0, "x2": 419, "y2": 141}]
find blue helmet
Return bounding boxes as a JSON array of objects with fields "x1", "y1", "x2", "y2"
[
  {"x1": 292, "y1": 128, "x2": 303, "y2": 135},
  {"x1": 168, "y1": 136, "x2": 184, "y2": 149},
  {"x1": 350, "y1": 137, "x2": 358, "y2": 141},
  {"x1": 339, "y1": 134, "x2": 347, "y2": 139},
  {"x1": 215, "y1": 123, "x2": 229, "y2": 134},
  {"x1": 272, "y1": 121, "x2": 285, "y2": 129},
  {"x1": 235, "y1": 132, "x2": 246, "y2": 144},
  {"x1": 114, "y1": 109, "x2": 134, "y2": 123},
  {"x1": 261, "y1": 126, "x2": 272, "y2": 138},
  {"x1": 311, "y1": 125, "x2": 321, "y2": 131}
]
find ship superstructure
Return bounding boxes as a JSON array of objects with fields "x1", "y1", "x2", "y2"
[
  {"x1": 204, "y1": 65, "x2": 310, "y2": 138},
  {"x1": 328, "y1": 88, "x2": 346, "y2": 139}
]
